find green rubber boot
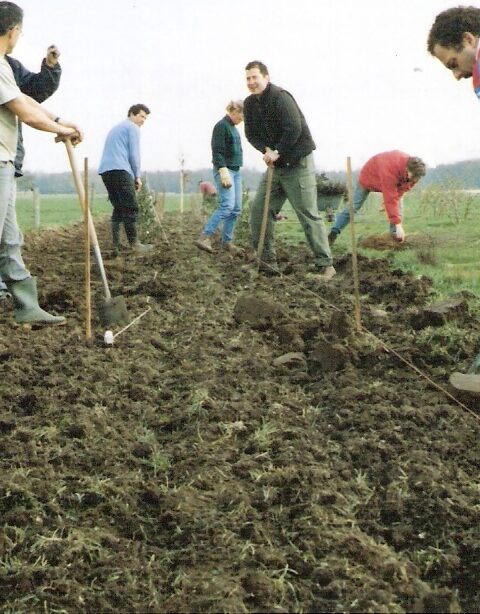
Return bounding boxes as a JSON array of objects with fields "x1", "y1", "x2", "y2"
[{"x1": 7, "y1": 277, "x2": 66, "y2": 326}]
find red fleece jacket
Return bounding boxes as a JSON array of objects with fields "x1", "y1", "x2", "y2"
[{"x1": 359, "y1": 150, "x2": 415, "y2": 225}]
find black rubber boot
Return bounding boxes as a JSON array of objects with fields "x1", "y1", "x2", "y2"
[
  {"x1": 124, "y1": 221, "x2": 153, "y2": 253},
  {"x1": 112, "y1": 220, "x2": 122, "y2": 253},
  {"x1": 328, "y1": 230, "x2": 338, "y2": 245},
  {"x1": 6, "y1": 277, "x2": 65, "y2": 325}
]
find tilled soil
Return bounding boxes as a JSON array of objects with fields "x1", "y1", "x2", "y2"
[{"x1": 0, "y1": 214, "x2": 479, "y2": 613}]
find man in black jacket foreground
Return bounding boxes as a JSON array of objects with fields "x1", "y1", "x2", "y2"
[
  {"x1": 243, "y1": 60, "x2": 335, "y2": 281},
  {"x1": 0, "y1": 44, "x2": 61, "y2": 300}
]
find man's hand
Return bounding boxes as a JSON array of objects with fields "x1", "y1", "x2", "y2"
[
  {"x1": 394, "y1": 223, "x2": 405, "y2": 242},
  {"x1": 219, "y1": 167, "x2": 232, "y2": 188},
  {"x1": 135, "y1": 178, "x2": 142, "y2": 191},
  {"x1": 263, "y1": 147, "x2": 279, "y2": 167},
  {"x1": 45, "y1": 45, "x2": 60, "y2": 68},
  {"x1": 56, "y1": 120, "x2": 83, "y2": 146}
]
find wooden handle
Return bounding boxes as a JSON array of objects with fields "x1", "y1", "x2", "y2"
[
  {"x1": 63, "y1": 139, "x2": 112, "y2": 301},
  {"x1": 257, "y1": 165, "x2": 274, "y2": 264},
  {"x1": 346, "y1": 156, "x2": 362, "y2": 331}
]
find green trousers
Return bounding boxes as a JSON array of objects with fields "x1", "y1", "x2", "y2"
[{"x1": 250, "y1": 154, "x2": 332, "y2": 268}]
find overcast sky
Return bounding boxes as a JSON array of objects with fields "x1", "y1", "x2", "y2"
[{"x1": 12, "y1": 0, "x2": 480, "y2": 175}]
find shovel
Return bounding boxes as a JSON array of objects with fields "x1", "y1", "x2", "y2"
[{"x1": 60, "y1": 137, "x2": 129, "y2": 326}]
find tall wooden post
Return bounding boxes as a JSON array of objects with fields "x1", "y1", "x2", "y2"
[
  {"x1": 346, "y1": 156, "x2": 362, "y2": 332},
  {"x1": 32, "y1": 187, "x2": 40, "y2": 230},
  {"x1": 84, "y1": 159, "x2": 92, "y2": 342},
  {"x1": 179, "y1": 156, "x2": 185, "y2": 214}
]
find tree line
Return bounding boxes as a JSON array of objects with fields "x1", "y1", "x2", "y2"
[{"x1": 16, "y1": 159, "x2": 480, "y2": 194}]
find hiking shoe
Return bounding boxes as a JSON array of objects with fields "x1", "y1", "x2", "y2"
[
  {"x1": 194, "y1": 234, "x2": 213, "y2": 253},
  {"x1": 312, "y1": 265, "x2": 336, "y2": 282},
  {"x1": 132, "y1": 242, "x2": 154, "y2": 253},
  {"x1": 328, "y1": 231, "x2": 338, "y2": 246},
  {"x1": 223, "y1": 242, "x2": 245, "y2": 256}
]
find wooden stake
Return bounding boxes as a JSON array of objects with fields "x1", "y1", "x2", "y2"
[
  {"x1": 257, "y1": 165, "x2": 274, "y2": 267},
  {"x1": 346, "y1": 157, "x2": 362, "y2": 332},
  {"x1": 179, "y1": 156, "x2": 185, "y2": 214},
  {"x1": 32, "y1": 187, "x2": 40, "y2": 230},
  {"x1": 84, "y1": 158, "x2": 92, "y2": 342}
]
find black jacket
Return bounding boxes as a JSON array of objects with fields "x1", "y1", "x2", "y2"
[
  {"x1": 6, "y1": 56, "x2": 62, "y2": 175},
  {"x1": 244, "y1": 82, "x2": 315, "y2": 168}
]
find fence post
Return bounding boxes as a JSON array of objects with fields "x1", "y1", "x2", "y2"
[
  {"x1": 32, "y1": 187, "x2": 40, "y2": 230},
  {"x1": 155, "y1": 191, "x2": 165, "y2": 220}
]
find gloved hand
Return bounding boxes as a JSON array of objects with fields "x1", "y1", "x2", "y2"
[
  {"x1": 219, "y1": 167, "x2": 232, "y2": 188},
  {"x1": 394, "y1": 224, "x2": 405, "y2": 242}
]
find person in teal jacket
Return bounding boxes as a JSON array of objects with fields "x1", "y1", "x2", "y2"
[{"x1": 195, "y1": 100, "x2": 244, "y2": 255}]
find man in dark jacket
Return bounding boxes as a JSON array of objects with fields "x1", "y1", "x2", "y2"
[
  {"x1": 0, "y1": 44, "x2": 61, "y2": 299},
  {"x1": 244, "y1": 60, "x2": 335, "y2": 280}
]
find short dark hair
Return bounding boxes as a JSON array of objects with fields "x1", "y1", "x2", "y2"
[
  {"x1": 0, "y1": 1, "x2": 22, "y2": 36},
  {"x1": 427, "y1": 6, "x2": 480, "y2": 54},
  {"x1": 128, "y1": 104, "x2": 150, "y2": 117},
  {"x1": 245, "y1": 60, "x2": 269, "y2": 76},
  {"x1": 407, "y1": 157, "x2": 427, "y2": 180}
]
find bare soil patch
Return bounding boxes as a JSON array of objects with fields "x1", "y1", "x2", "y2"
[{"x1": 0, "y1": 214, "x2": 479, "y2": 613}]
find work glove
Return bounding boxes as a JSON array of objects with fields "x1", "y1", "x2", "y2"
[
  {"x1": 394, "y1": 224, "x2": 405, "y2": 242},
  {"x1": 219, "y1": 167, "x2": 232, "y2": 188}
]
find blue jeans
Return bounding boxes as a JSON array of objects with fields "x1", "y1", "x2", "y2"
[
  {"x1": 0, "y1": 162, "x2": 30, "y2": 282},
  {"x1": 332, "y1": 182, "x2": 403, "y2": 236},
  {"x1": 203, "y1": 168, "x2": 242, "y2": 243}
]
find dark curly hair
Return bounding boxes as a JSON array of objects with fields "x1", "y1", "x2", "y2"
[
  {"x1": 428, "y1": 6, "x2": 480, "y2": 54},
  {"x1": 128, "y1": 104, "x2": 150, "y2": 117}
]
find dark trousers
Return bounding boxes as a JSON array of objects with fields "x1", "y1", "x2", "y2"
[{"x1": 101, "y1": 170, "x2": 138, "y2": 223}]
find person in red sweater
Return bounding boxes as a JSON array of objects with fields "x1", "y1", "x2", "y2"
[
  {"x1": 198, "y1": 180, "x2": 217, "y2": 204},
  {"x1": 328, "y1": 151, "x2": 426, "y2": 244}
]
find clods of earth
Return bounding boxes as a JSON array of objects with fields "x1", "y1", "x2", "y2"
[{"x1": 0, "y1": 214, "x2": 479, "y2": 613}]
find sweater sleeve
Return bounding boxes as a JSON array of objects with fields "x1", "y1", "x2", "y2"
[
  {"x1": 244, "y1": 97, "x2": 266, "y2": 153},
  {"x1": 128, "y1": 123, "x2": 141, "y2": 178},
  {"x1": 379, "y1": 167, "x2": 402, "y2": 225},
  {"x1": 9, "y1": 57, "x2": 61, "y2": 103},
  {"x1": 211, "y1": 120, "x2": 228, "y2": 168},
  {"x1": 273, "y1": 91, "x2": 302, "y2": 154}
]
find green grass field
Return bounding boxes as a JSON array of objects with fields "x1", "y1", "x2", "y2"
[
  {"x1": 16, "y1": 189, "x2": 480, "y2": 300},
  {"x1": 15, "y1": 191, "x2": 185, "y2": 231},
  {"x1": 275, "y1": 189, "x2": 480, "y2": 299}
]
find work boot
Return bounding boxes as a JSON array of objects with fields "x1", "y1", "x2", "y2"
[
  {"x1": 132, "y1": 241, "x2": 153, "y2": 253},
  {"x1": 123, "y1": 220, "x2": 152, "y2": 253},
  {"x1": 6, "y1": 277, "x2": 66, "y2": 325},
  {"x1": 311, "y1": 265, "x2": 337, "y2": 282},
  {"x1": 223, "y1": 242, "x2": 245, "y2": 256},
  {"x1": 328, "y1": 230, "x2": 338, "y2": 246},
  {"x1": 194, "y1": 233, "x2": 214, "y2": 253}
]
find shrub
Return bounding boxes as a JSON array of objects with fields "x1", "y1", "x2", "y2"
[{"x1": 316, "y1": 172, "x2": 347, "y2": 197}]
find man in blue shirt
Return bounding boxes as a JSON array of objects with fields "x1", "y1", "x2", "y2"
[{"x1": 98, "y1": 104, "x2": 152, "y2": 253}]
